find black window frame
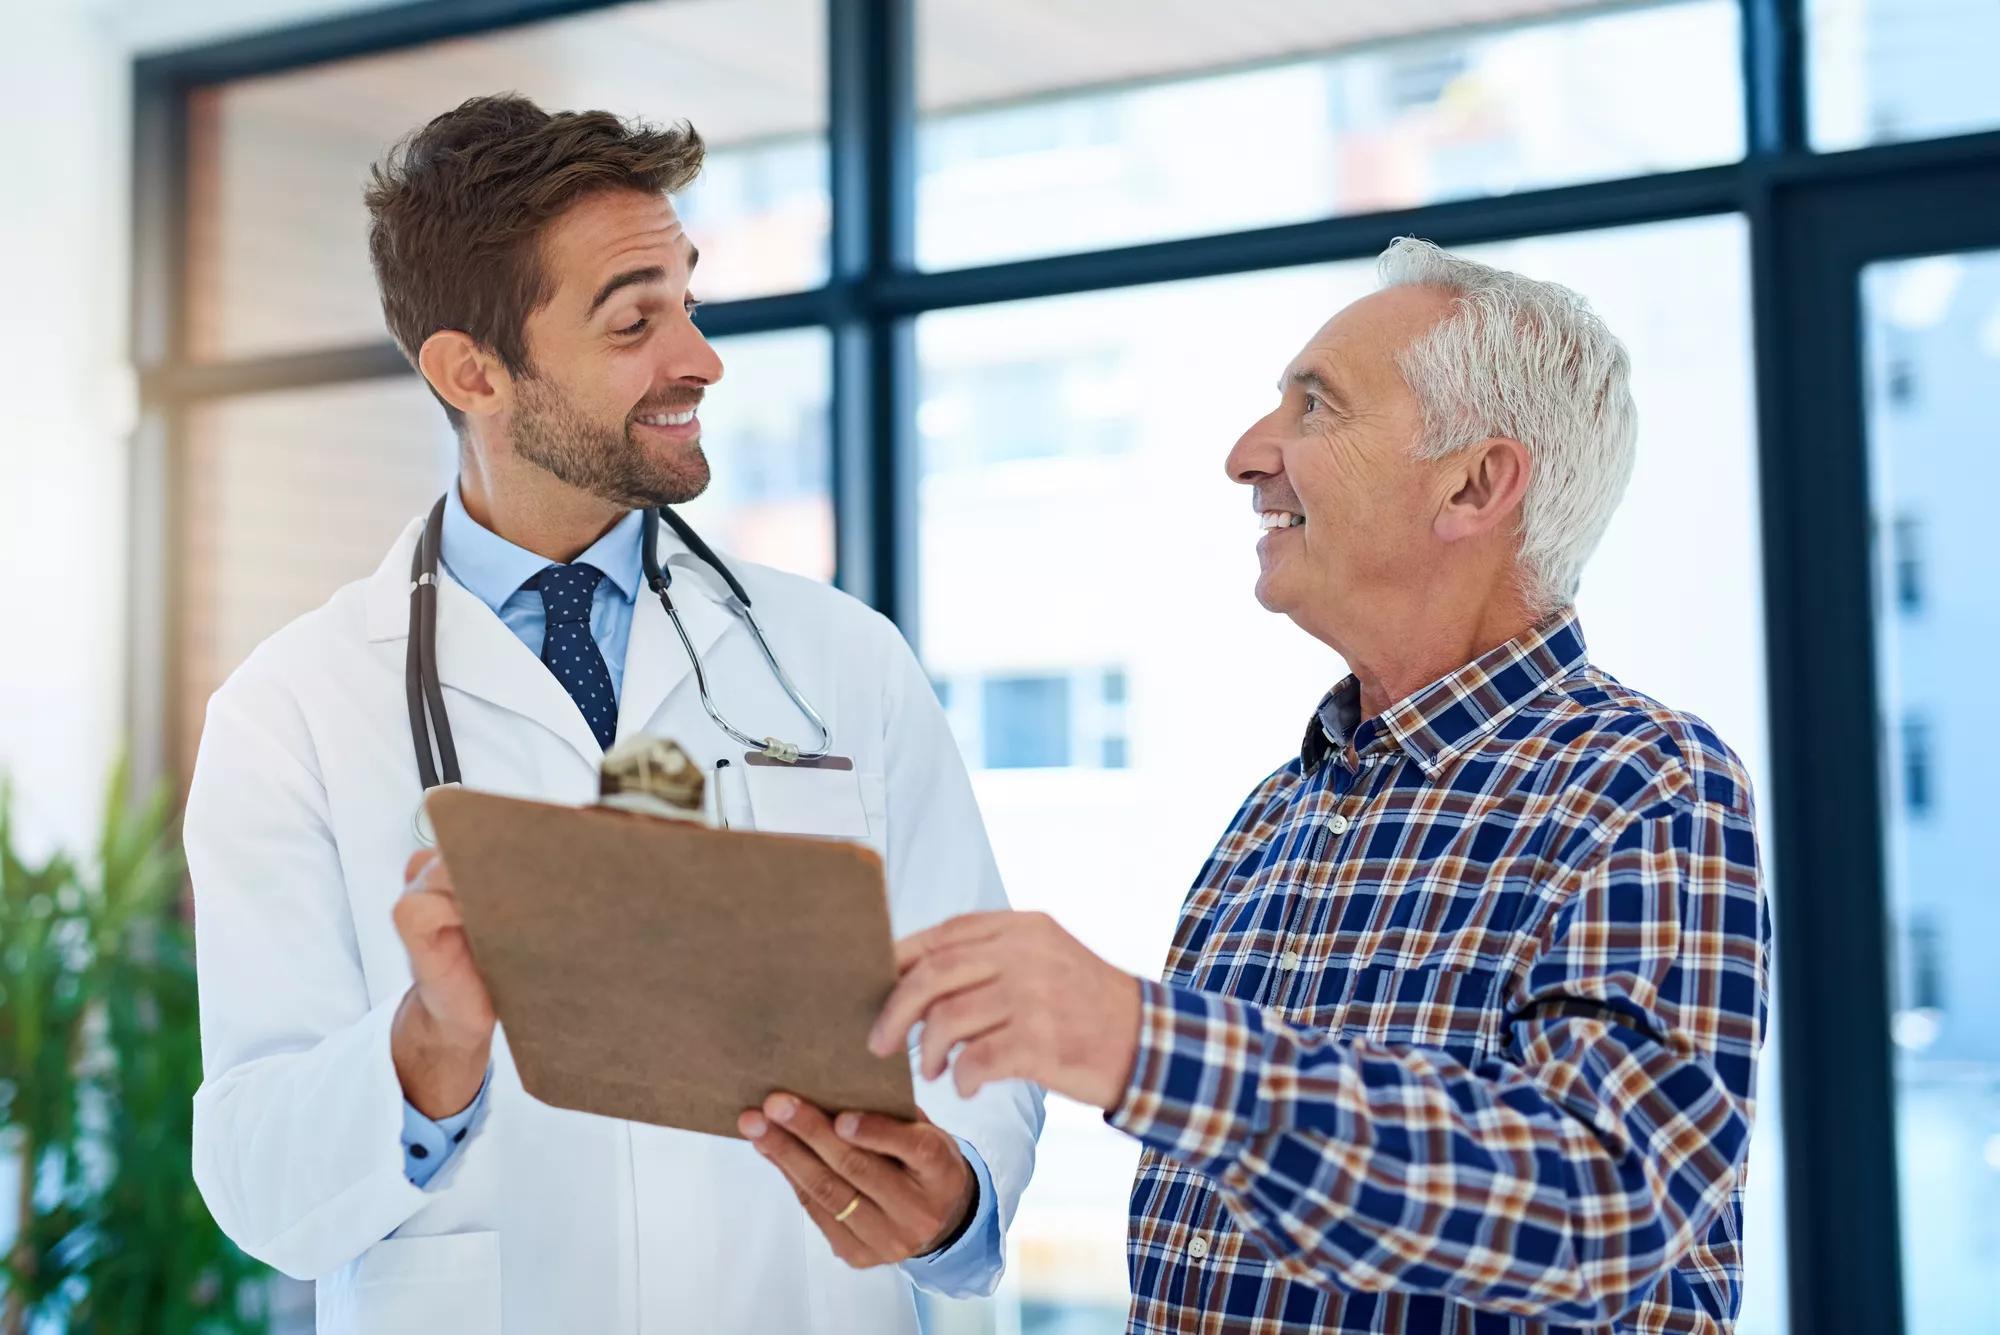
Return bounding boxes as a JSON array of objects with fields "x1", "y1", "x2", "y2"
[{"x1": 127, "y1": 3, "x2": 2000, "y2": 1331}]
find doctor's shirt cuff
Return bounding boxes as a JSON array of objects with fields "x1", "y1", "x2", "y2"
[
  {"x1": 899, "y1": 1135, "x2": 1003, "y2": 1298},
  {"x1": 400, "y1": 1069, "x2": 491, "y2": 1189}
]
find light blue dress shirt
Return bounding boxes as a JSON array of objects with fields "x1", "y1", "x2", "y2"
[
  {"x1": 439, "y1": 482, "x2": 645, "y2": 699},
  {"x1": 399, "y1": 485, "x2": 1001, "y2": 1283}
]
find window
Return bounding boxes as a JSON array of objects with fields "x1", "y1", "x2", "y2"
[
  {"x1": 177, "y1": 378, "x2": 455, "y2": 762},
  {"x1": 137, "y1": 0, "x2": 2000, "y2": 1328},
  {"x1": 932, "y1": 668, "x2": 1133, "y2": 772},
  {"x1": 980, "y1": 676, "x2": 1069, "y2": 769},
  {"x1": 1809, "y1": 0, "x2": 2000, "y2": 150},
  {"x1": 914, "y1": 0, "x2": 1743, "y2": 269},
  {"x1": 1900, "y1": 715, "x2": 1933, "y2": 816},
  {"x1": 915, "y1": 215, "x2": 1785, "y2": 1333},
  {"x1": 918, "y1": 351, "x2": 1132, "y2": 471},
  {"x1": 1887, "y1": 353, "x2": 1919, "y2": 408},
  {"x1": 184, "y1": 0, "x2": 826, "y2": 362},
  {"x1": 1893, "y1": 514, "x2": 1926, "y2": 613},
  {"x1": 668, "y1": 328, "x2": 835, "y2": 583},
  {"x1": 1864, "y1": 248, "x2": 2000, "y2": 1335}
]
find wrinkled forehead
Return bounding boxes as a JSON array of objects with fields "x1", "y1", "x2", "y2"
[
  {"x1": 1286, "y1": 285, "x2": 1459, "y2": 393},
  {"x1": 540, "y1": 189, "x2": 693, "y2": 298}
]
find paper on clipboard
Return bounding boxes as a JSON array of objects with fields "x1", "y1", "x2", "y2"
[
  {"x1": 740, "y1": 755, "x2": 870, "y2": 838},
  {"x1": 423, "y1": 786, "x2": 917, "y2": 1139}
]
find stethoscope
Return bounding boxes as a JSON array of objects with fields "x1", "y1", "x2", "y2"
[{"x1": 407, "y1": 494, "x2": 833, "y2": 836}]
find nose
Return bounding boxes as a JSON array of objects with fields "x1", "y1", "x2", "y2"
[
  {"x1": 1225, "y1": 407, "x2": 1284, "y2": 487},
  {"x1": 658, "y1": 312, "x2": 724, "y2": 388}
]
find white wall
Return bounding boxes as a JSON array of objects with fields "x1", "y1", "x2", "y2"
[
  {"x1": 0, "y1": 0, "x2": 397, "y2": 858},
  {"x1": 0, "y1": 2, "x2": 133, "y2": 858}
]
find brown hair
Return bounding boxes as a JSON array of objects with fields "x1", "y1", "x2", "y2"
[{"x1": 364, "y1": 94, "x2": 704, "y2": 429}]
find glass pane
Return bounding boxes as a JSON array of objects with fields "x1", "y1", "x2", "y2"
[
  {"x1": 178, "y1": 378, "x2": 456, "y2": 772},
  {"x1": 914, "y1": 0, "x2": 1742, "y2": 271},
  {"x1": 174, "y1": 328, "x2": 830, "y2": 779},
  {"x1": 914, "y1": 215, "x2": 1786, "y2": 1332},
  {"x1": 185, "y1": 0, "x2": 825, "y2": 361},
  {"x1": 1810, "y1": 0, "x2": 2000, "y2": 150},
  {"x1": 672, "y1": 326, "x2": 834, "y2": 584},
  {"x1": 1864, "y1": 248, "x2": 2000, "y2": 1334}
]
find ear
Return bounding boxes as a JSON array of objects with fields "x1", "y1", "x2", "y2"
[
  {"x1": 1433, "y1": 437, "x2": 1531, "y2": 545},
  {"x1": 417, "y1": 329, "x2": 510, "y2": 423}
]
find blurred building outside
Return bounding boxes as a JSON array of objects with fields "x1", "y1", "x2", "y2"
[{"x1": 3, "y1": 0, "x2": 1997, "y2": 1331}]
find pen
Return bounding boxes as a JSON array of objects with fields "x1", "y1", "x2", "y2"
[{"x1": 712, "y1": 758, "x2": 730, "y2": 830}]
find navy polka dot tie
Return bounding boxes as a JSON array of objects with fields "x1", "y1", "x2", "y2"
[{"x1": 529, "y1": 563, "x2": 617, "y2": 751}]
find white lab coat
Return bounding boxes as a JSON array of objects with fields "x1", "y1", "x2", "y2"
[{"x1": 185, "y1": 512, "x2": 1044, "y2": 1335}]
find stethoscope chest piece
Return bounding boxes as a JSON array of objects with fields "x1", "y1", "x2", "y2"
[{"x1": 412, "y1": 781, "x2": 463, "y2": 848}]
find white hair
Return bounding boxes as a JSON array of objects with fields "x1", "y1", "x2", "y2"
[{"x1": 1375, "y1": 236, "x2": 1638, "y2": 616}]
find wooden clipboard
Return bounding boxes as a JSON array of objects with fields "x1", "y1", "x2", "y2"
[{"x1": 424, "y1": 786, "x2": 918, "y2": 1139}]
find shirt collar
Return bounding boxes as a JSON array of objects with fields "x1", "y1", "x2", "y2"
[
  {"x1": 1302, "y1": 608, "x2": 1589, "y2": 777},
  {"x1": 439, "y1": 483, "x2": 644, "y2": 614}
]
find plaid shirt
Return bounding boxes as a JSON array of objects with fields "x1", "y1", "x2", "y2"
[{"x1": 1108, "y1": 611, "x2": 1770, "y2": 1334}]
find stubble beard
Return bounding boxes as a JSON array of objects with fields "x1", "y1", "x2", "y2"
[{"x1": 510, "y1": 372, "x2": 712, "y2": 508}]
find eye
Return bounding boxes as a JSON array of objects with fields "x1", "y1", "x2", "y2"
[
  {"x1": 1302, "y1": 391, "x2": 1323, "y2": 414},
  {"x1": 614, "y1": 316, "x2": 649, "y2": 337}
]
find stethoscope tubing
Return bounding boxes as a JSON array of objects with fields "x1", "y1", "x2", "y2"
[
  {"x1": 406, "y1": 495, "x2": 833, "y2": 806},
  {"x1": 408, "y1": 495, "x2": 460, "y2": 789}
]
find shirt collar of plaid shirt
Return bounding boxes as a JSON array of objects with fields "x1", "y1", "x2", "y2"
[{"x1": 1303, "y1": 608, "x2": 1591, "y2": 779}]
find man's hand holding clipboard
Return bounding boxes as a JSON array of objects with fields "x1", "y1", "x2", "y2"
[{"x1": 412, "y1": 779, "x2": 979, "y2": 1266}]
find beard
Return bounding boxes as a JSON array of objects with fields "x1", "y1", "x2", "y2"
[{"x1": 509, "y1": 372, "x2": 712, "y2": 507}]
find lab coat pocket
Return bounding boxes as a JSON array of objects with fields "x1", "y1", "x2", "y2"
[
  {"x1": 321, "y1": 1230, "x2": 501, "y2": 1335},
  {"x1": 741, "y1": 761, "x2": 870, "y2": 838}
]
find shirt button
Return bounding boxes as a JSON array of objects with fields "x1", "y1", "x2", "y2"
[
  {"x1": 1329, "y1": 814, "x2": 1351, "y2": 835},
  {"x1": 1279, "y1": 950, "x2": 1302, "y2": 971},
  {"x1": 1187, "y1": 1235, "x2": 1209, "y2": 1260}
]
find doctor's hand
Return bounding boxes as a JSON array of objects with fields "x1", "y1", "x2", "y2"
[
  {"x1": 738, "y1": 1095, "x2": 976, "y2": 1268},
  {"x1": 392, "y1": 848, "x2": 495, "y2": 1118},
  {"x1": 872, "y1": 911, "x2": 1142, "y2": 1110}
]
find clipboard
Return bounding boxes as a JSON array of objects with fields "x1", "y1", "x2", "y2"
[{"x1": 423, "y1": 786, "x2": 918, "y2": 1139}]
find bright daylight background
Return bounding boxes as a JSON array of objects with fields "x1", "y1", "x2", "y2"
[{"x1": 2, "y1": 1, "x2": 1996, "y2": 1332}]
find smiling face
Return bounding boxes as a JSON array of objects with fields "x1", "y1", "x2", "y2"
[
  {"x1": 1224, "y1": 285, "x2": 1462, "y2": 646},
  {"x1": 504, "y1": 188, "x2": 723, "y2": 507}
]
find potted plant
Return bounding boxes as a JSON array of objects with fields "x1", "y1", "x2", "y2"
[{"x1": 0, "y1": 766, "x2": 268, "y2": 1333}]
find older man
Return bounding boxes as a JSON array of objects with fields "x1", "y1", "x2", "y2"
[{"x1": 875, "y1": 238, "x2": 1770, "y2": 1332}]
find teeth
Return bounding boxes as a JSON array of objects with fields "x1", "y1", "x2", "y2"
[
  {"x1": 639, "y1": 409, "x2": 697, "y2": 427},
  {"x1": 1258, "y1": 511, "x2": 1305, "y2": 530}
]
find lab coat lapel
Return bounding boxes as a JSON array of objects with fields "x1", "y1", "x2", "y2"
[
  {"x1": 364, "y1": 514, "x2": 610, "y2": 772},
  {"x1": 434, "y1": 578, "x2": 607, "y2": 768},
  {"x1": 614, "y1": 539, "x2": 733, "y2": 747}
]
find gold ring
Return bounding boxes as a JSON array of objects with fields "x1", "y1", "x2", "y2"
[{"x1": 833, "y1": 1194, "x2": 862, "y2": 1224}]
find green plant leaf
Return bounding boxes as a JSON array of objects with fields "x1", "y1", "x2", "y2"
[{"x1": 2, "y1": 765, "x2": 271, "y2": 1333}]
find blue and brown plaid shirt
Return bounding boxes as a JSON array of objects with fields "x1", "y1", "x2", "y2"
[{"x1": 1109, "y1": 611, "x2": 1770, "y2": 1334}]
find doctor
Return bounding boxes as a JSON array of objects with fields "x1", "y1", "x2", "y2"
[{"x1": 185, "y1": 94, "x2": 1042, "y2": 1334}]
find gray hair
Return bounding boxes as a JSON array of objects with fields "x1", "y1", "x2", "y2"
[{"x1": 1375, "y1": 237, "x2": 1638, "y2": 615}]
